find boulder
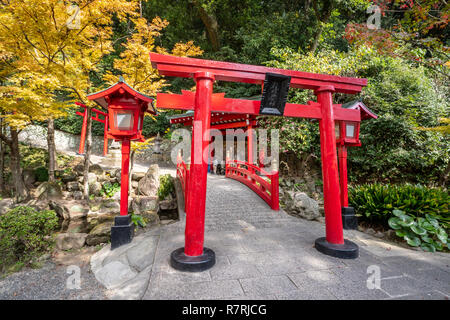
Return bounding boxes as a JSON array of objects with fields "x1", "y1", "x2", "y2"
[
  {"x1": 99, "y1": 199, "x2": 121, "y2": 214},
  {"x1": 131, "y1": 181, "x2": 139, "y2": 189},
  {"x1": 282, "y1": 191, "x2": 320, "y2": 220},
  {"x1": 67, "y1": 181, "x2": 79, "y2": 192},
  {"x1": 67, "y1": 203, "x2": 89, "y2": 220},
  {"x1": 89, "y1": 181, "x2": 102, "y2": 196},
  {"x1": 131, "y1": 196, "x2": 159, "y2": 215},
  {"x1": 88, "y1": 172, "x2": 97, "y2": 184},
  {"x1": 137, "y1": 164, "x2": 160, "y2": 196},
  {"x1": 89, "y1": 164, "x2": 104, "y2": 176},
  {"x1": 0, "y1": 198, "x2": 14, "y2": 215},
  {"x1": 72, "y1": 191, "x2": 83, "y2": 200},
  {"x1": 86, "y1": 221, "x2": 113, "y2": 246},
  {"x1": 74, "y1": 164, "x2": 85, "y2": 175},
  {"x1": 132, "y1": 172, "x2": 145, "y2": 181},
  {"x1": 49, "y1": 200, "x2": 89, "y2": 220},
  {"x1": 61, "y1": 173, "x2": 77, "y2": 183},
  {"x1": 22, "y1": 169, "x2": 36, "y2": 187},
  {"x1": 159, "y1": 197, "x2": 177, "y2": 211},
  {"x1": 55, "y1": 233, "x2": 88, "y2": 250},
  {"x1": 36, "y1": 181, "x2": 63, "y2": 200}
]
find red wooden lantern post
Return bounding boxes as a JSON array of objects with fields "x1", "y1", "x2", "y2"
[
  {"x1": 87, "y1": 77, "x2": 155, "y2": 250},
  {"x1": 336, "y1": 101, "x2": 377, "y2": 230}
]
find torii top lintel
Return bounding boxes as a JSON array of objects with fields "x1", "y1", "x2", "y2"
[{"x1": 150, "y1": 53, "x2": 367, "y2": 94}]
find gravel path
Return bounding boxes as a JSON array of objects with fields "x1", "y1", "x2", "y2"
[{"x1": 0, "y1": 261, "x2": 107, "y2": 300}]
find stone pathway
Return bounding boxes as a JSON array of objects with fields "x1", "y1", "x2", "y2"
[{"x1": 91, "y1": 175, "x2": 450, "y2": 300}]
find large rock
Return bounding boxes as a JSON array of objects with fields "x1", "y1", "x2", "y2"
[
  {"x1": 36, "y1": 181, "x2": 63, "y2": 200},
  {"x1": 89, "y1": 164, "x2": 104, "y2": 176},
  {"x1": 131, "y1": 196, "x2": 159, "y2": 215},
  {"x1": 49, "y1": 200, "x2": 89, "y2": 220},
  {"x1": 282, "y1": 191, "x2": 320, "y2": 220},
  {"x1": 132, "y1": 172, "x2": 145, "y2": 181},
  {"x1": 86, "y1": 221, "x2": 113, "y2": 246},
  {"x1": 22, "y1": 169, "x2": 36, "y2": 187},
  {"x1": 137, "y1": 164, "x2": 160, "y2": 196},
  {"x1": 66, "y1": 181, "x2": 79, "y2": 192},
  {"x1": 89, "y1": 181, "x2": 102, "y2": 196},
  {"x1": 55, "y1": 233, "x2": 87, "y2": 250},
  {"x1": 99, "y1": 199, "x2": 121, "y2": 214},
  {"x1": 0, "y1": 198, "x2": 14, "y2": 215}
]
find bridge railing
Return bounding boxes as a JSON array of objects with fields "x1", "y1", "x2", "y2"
[
  {"x1": 176, "y1": 159, "x2": 190, "y2": 211},
  {"x1": 225, "y1": 160, "x2": 279, "y2": 210}
]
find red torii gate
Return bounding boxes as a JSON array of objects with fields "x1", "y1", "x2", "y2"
[
  {"x1": 151, "y1": 53, "x2": 367, "y2": 271},
  {"x1": 75, "y1": 102, "x2": 110, "y2": 156}
]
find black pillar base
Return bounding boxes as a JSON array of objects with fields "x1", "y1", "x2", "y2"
[
  {"x1": 110, "y1": 214, "x2": 135, "y2": 250},
  {"x1": 314, "y1": 237, "x2": 359, "y2": 259},
  {"x1": 170, "y1": 247, "x2": 215, "y2": 272},
  {"x1": 342, "y1": 207, "x2": 358, "y2": 230}
]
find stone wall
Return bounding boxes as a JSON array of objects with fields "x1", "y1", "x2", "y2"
[{"x1": 18, "y1": 125, "x2": 108, "y2": 156}]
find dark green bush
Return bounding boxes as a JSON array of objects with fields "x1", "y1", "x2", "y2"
[
  {"x1": 349, "y1": 183, "x2": 449, "y2": 230},
  {"x1": 157, "y1": 174, "x2": 175, "y2": 200},
  {"x1": 0, "y1": 206, "x2": 58, "y2": 273},
  {"x1": 34, "y1": 167, "x2": 49, "y2": 182}
]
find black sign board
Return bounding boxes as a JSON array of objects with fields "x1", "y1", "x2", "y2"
[{"x1": 259, "y1": 73, "x2": 291, "y2": 116}]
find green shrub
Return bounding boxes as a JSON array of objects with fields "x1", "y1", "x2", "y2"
[
  {"x1": 349, "y1": 183, "x2": 449, "y2": 229},
  {"x1": 34, "y1": 167, "x2": 49, "y2": 182},
  {"x1": 0, "y1": 206, "x2": 58, "y2": 273},
  {"x1": 158, "y1": 174, "x2": 175, "y2": 200},
  {"x1": 99, "y1": 182, "x2": 120, "y2": 198},
  {"x1": 388, "y1": 209, "x2": 448, "y2": 252}
]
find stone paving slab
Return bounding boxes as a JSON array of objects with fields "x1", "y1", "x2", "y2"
[{"x1": 89, "y1": 175, "x2": 450, "y2": 300}]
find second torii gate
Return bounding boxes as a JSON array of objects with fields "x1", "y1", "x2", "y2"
[{"x1": 150, "y1": 53, "x2": 367, "y2": 271}]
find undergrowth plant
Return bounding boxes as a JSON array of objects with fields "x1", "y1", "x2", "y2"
[{"x1": 388, "y1": 209, "x2": 448, "y2": 252}]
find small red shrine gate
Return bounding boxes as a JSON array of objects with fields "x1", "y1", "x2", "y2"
[
  {"x1": 75, "y1": 102, "x2": 109, "y2": 156},
  {"x1": 150, "y1": 53, "x2": 370, "y2": 271}
]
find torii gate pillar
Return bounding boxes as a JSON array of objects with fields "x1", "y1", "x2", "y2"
[
  {"x1": 170, "y1": 72, "x2": 216, "y2": 272},
  {"x1": 314, "y1": 86, "x2": 358, "y2": 258}
]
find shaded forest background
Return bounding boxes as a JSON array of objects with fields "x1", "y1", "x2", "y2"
[{"x1": 5, "y1": 0, "x2": 450, "y2": 187}]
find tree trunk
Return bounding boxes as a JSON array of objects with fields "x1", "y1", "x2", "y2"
[
  {"x1": 83, "y1": 107, "x2": 92, "y2": 200},
  {"x1": 0, "y1": 117, "x2": 4, "y2": 194},
  {"x1": 311, "y1": 24, "x2": 324, "y2": 53},
  {"x1": 310, "y1": 0, "x2": 334, "y2": 53},
  {"x1": 47, "y1": 118, "x2": 56, "y2": 182},
  {"x1": 194, "y1": 2, "x2": 220, "y2": 51},
  {"x1": 10, "y1": 128, "x2": 28, "y2": 202}
]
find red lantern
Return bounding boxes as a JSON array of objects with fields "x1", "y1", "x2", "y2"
[
  {"x1": 335, "y1": 120, "x2": 360, "y2": 146},
  {"x1": 87, "y1": 77, "x2": 155, "y2": 249}
]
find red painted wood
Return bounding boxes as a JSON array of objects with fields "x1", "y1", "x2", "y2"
[
  {"x1": 150, "y1": 53, "x2": 367, "y2": 94},
  {"x1": 176, "y1": 159, "x2": 190, "y2": 213},
  {"x1": 78, "y1": 107, "x2": 88, "y2": 154},
  {"x1": 338, "y1": 145, "x2": 349, "y2": 207},
  {"x1": 316, "y1": 87, "x2": 344, "y2": 245},
  {"x1": 120, "y1": 139, "x2": 131, "y2": 216},
  {"x1": 103, "y1": 115, "x2": 109, "y2": 156},
  {"x1": 158, "y1": 92, "x2": 360, "y2": 121},
  {"x1": 225, "y1": 160, "x2": 279, "y2": 210},
  {"x1": 184, "y1": 72, "x2": 215, "y2": 257},
  {"x1": 76, "y1": 102, "x2": 109, "y2": 155}
]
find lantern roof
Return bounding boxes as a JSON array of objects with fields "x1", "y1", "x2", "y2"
[
  {"x1": 341, "y1": 100, "x2": 377, "y2": 120},
  {"x1": 87, "y1": 76, "x2": 156, "y2": 114}
]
